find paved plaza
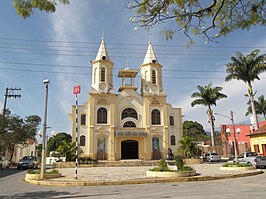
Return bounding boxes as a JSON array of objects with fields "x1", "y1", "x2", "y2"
[{"x1": 44, "y1": 163, "x2": 261, "y2": 184}]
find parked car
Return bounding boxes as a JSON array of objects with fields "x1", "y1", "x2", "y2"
[
  {"x1": 255, "y1": 156, "x2": 266, "y2": 169},
  {"x1": 17, "y1": 156, "x2": 39, "y2": 170},
  {"x1": 204, "y1": 152, "x2": 221, "y2": 162},
  {"x1": 0, "y1": 156, "x2": 10, "y2": 169},
  {"x1": 233, "y1": 152, "x2": 257, "y2": 166}
]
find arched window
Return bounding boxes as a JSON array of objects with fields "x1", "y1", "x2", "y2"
[
  {"x1": 97, "y1": 107, "x2": 107, "y2": 124},
  {"x1": 169, "y1": 116, "x2": 174, "y2": 126},
  {"x1": 145, "y1": 71, "x2": 148, "y2": 80},
  {"x1": 170, "y1": 135, "x2": 176, "y2": 145},
  {"x1": 152, "y1": 69, "x2": 156, "y2": 84},
  {"x1": 101, "y1": 67, "x2": 105, "y2": 82},
  {"x1": 152, "y1": 137, "x2": 160, "y2": 151},
  {"x1": 80, "y1": 135, "x2": 85, "y2": 146},
  {"x1": 121, "y1": 108, "x2": 138, "y2": 120},
  {"x1": 81, "y1": 114, "x2": 86, "y2": 125},
  {"x1": 94, "y1": 68, "x2": 97, "y2": 83},
  {"x1": 123, "y1": 121, "x2": 136, "y2": 127},
  {"x1": 151, "y1": 109, "x2": 161, "y2": 125}
]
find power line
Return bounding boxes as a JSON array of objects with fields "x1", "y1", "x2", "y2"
[
  {"x1": 0, "y1": 50, "x2": 234, "y2": 60},
  {"x1": 0, "y1": 37, "x2": 265, "y2": 49},
  {"x1": 0, "y1": 45, "x2": 248, "y2": 57},
  {"x1": 0, "y1": 61, "x2": 225, "y2": 73},
  {"x1": 0, "y1": 66, "x2": 265, "y2": 80}
]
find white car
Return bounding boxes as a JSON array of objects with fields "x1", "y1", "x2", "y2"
[
  {"x1": 0, "y1": 156, "x2": 10, "y2": 169},
  {"x1": 205, "y1": 152, "x2": 221, "y2": 162}
]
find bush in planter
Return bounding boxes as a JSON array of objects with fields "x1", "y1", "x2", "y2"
[
  {"x1": 222, "y1": 162, "x2": 252, "y2": 167},
  {"x1": 78, "y1": 157, "x2": 86, "y2": 164},
  {"x1": 149, "y1": 159, "x2": 172, "y2": 172},
  {"x1": 27, "y1": 169, "x2": 60, "y2": 174},
  {"x1": 150, "y1": 158, "x2": 194, "y2": 172},
  {"x1": 27, "y1": 169, "x2": 40, "y2": 174},
  {"x1": 175, "y1": 156, "x2": 193, "y2": 172}
]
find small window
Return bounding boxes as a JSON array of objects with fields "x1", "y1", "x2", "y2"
[
  {"x1": 97, "y1": 107, "x2": 107, "y2": 124},
  {"x1": 81, "y1": 114, "x2": 86, "y2": 125},
  {"x1": 101, "y1": 67, "x2": 105, "y2": 82},
  {"x1": 80, "y1": 135, "x2": 85, "y2": 146},
  {"x1": 151, "y1": 109, "x2": 161, "y2": 125},
  {"x1": 170, "y1": 135, "x2": 176, "y2": 145},
  {"x1": 123, "y1": 121, "x2": 136, "y2": 127},
  {"x1": 254, "y1": 145, "x2": 260, "y2": 153},
  {"x1": 152, "y1": 70, "x2": 156, "y2": 84},
  {"x1": 169, "y1": 116, "x2": 174, "y2": 126}
]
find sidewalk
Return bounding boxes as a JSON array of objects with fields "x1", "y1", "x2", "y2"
[{"x1": 25, "y1": 163, "x2": 263, "y2": 186}]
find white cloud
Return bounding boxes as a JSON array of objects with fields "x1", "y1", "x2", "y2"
[
  {"x1": 175, "y1": 68, "x2": 266, "y2": 131},
  {"x1": 48, "y1": 2, "x2": 93, "y2": 132}
]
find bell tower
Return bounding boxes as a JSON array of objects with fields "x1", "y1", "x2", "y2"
[
  {"x1": 140, "y1": 41, "x2": 164, "y2": 95},
  {"x1": 90, "y1": 37, "x2": 114, "y2": 93}
]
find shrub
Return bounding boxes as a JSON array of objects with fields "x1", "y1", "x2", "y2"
[
  {"x1": 27, "y1": 169, "x2": 60, "y2": 174},
  {"x1": 149, "y1": 159, "x2": 172, "y2": 172},
  {"x1": 27, "y1": 169, "x2": 40, "y2": 174},
  {"x1": 223, "y1": 163, "x2": 252, "y2": 167},
  {"x1": 179, "y1": 166, "x2": 194, "y2": 172},
  {"x1": 46, "y1": 169, "x2": 59, "y2": 174},
  {"x1": 175, "y1": 156, "x2": 185, "y2": 170}
]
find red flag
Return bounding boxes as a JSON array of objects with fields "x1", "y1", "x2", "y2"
[{"x1": 73, "y1": 86, "x2": 81, "y2": 94}]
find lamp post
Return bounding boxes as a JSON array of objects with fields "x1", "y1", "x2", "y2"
[
  {"x1": 40, "y1": 79, "x2": 50, "y2": 179},
  {"x1": 214, "y1": 111, "x2": 241, "y2": 163}
]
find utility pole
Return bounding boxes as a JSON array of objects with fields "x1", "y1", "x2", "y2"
[
  {"x1": 1, "y1": 87, "x2": 21, "y2": 157},
  {"x1": 2, "y1": 87, "x2": 21, "y2": 117},
  {"x1": 40, "y1": 79, "x2": 50, "y2": 179}
]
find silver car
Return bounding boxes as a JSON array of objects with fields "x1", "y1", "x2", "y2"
[
  {"x1": 17, "y1": 156, "x2": 39, "y2": 170},
  {"x1": 205, "y1": 152, "x2": 221, "y2": 162}
]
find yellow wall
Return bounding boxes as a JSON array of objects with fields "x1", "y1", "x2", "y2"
[{"x1": 250, "y1": 134, "x2": 266, "y2": 155}]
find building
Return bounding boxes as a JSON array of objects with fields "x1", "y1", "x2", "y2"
[
  {"x1": 248, "y1": 124, "x2": 266, "y2": 155},
  {"x1": 69, "y1": 38, "x2": 183, "y2": 161},
  {"x1": 220, "y1": 121, "x2": 266, "y2": 154},
  {"x1": 12, "y1": 138, "x2": 38, "y2": 163}
]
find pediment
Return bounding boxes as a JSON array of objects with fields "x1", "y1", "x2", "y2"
[
  {"x1": 96, "y1": 127, "x2": 109, "y2": 133},
  {"x1": 151, "y1": 127, "x2": 163, "y2": 133},
  {"x1": 150, "y1": 99, "x2": 161, "y2": 105},
  {"x1": 97, "y1": 99, "x2": 108, "y2": 105}
]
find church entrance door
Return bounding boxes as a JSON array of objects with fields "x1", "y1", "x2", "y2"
[{"x1": 121, "y1": 140, "x2": 139, "y2": 159}]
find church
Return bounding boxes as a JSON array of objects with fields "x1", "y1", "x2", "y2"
[{"x1": 69, "y1": 38, "x2": 183, "y2": 161}]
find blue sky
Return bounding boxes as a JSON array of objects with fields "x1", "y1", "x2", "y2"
[{"x1": 0, "y1": 0, "x2": 265, "y2": 138}]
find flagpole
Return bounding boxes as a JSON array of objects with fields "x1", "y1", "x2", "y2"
[
  {"x1": 73, "y1": 85, "x2": 80, "y2": 179},
  {"x1": 75, "y1": 93, "x2": 78, "y2": 179}
]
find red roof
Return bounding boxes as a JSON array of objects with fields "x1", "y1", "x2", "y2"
[{"x1": 249, "y1": 124, "x2": 266, "y2": 136}]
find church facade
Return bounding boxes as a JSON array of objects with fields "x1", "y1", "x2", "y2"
[{"x1": 69, "y1": 38, "x2": 183, "y2": 161}]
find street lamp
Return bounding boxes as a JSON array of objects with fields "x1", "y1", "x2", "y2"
[
  {"x1": 214, "y1": 111, "x2": 240, "y2": 163},
  {"x1": 40, "y1": 79, "x2": 50, "y2": 179}
]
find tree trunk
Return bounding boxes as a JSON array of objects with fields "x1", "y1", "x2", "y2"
[
  {"x1": 208, "y1": 107, "x2": 215, "y2": 146},
  {"x1": 248, "y1": 82, "x2": 259, "y2": 130},
  {"x1": 8, "y1": 144, "x2": 15, "y2": 162}
]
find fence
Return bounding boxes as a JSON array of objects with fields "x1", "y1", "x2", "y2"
[{"x1": 199, "y1": 143, "x2": 249, "y2": 157}]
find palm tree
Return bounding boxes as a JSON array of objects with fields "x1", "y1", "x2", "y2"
[
  {"x1": 246, "y1": 95, "x2": 266, "y2": 121},
  {"x1": 191, "y1": 82, "x2": 227, "y2": 146},
  {"x1": 178, "y1": 136, "x2": 201, "y2": 158},
  {"x1": 225, "y1": 49, "x2": 266, "y2": 130}
]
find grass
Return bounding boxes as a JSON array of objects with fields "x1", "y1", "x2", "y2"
[{"x1": 27, "y1": 169, "x2": 60, "y2": 174}]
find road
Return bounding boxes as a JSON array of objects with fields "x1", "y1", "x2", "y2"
[{"x1": 0, "y1": 167, "x2": 266, "y2": 199}]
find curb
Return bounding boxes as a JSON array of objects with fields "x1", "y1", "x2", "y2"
[{"x1": 24, "y1": 170, "x2": 264, "y2": 186}]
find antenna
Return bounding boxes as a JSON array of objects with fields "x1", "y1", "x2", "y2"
[
  {"x1": 102, "y1": 28, "x2": 105, "y2": 38},
  {"x1": 148, "y1": 29, "x2": 152, "y2": 43}
]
